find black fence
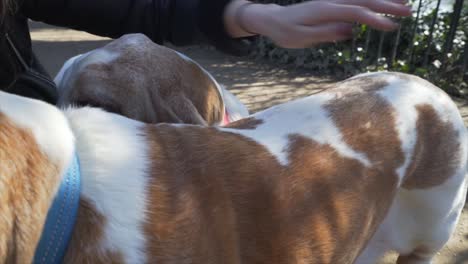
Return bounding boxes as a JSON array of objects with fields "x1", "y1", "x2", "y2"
[
  {"x1": 360, "y1": 0, "x2": 466, "y2": 74},
  {"x1": 253, "y1": 0, "x2": 468, "y2": 94}
]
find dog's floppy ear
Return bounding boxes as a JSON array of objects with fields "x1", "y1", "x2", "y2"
[
  {"x1": 56, "y1": 35, "x2": 230, "y2": 125},
  {"x1": 158, "y1": 93, "x2": 208, "y2": 126}
]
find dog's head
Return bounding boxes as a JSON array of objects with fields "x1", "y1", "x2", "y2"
[
  {"x1": 55, "y1": 34, "x2": 231, "y2": 125},
  {"x1": 0, "y1": 91, "x2": 75, "y2": 263}
]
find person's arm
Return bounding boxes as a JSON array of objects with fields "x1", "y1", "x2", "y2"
[
  {"x1": 20, "y1": 0, "x2": 232, "y2": 47},
  {"x1": 224, "y1": 0, "x2": 412, "y2": 48},
  {"x1": 21, "y1": 0, "x2": 411, "y2": 52}
]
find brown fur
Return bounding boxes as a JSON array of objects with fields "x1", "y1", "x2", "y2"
[
  {"x1": 402, "y1": 104, "x2": 461, "y2": 189},
  {"x1": 138, "y1": 74, "x2": 413, "y2": 263},
  {"x1": 224, "y1": 117, "x2": 263, "y2": 130},
  {"x1": 0, "y1": 113, "x2": 60, "y2": 264},
  {"x1": 325, "y1": 76, "x2": 404, "y2": 172},
  {"x1": 61, "y1": 34, "x2": 224, "y2": 125},
  {"x1": 63, "y1": 198, "x2": 123, "y2": 263},
  {"x1": 141, "y1": 116, "x2": 402, "y2": 263},
  {"x1": 331, "y1": 74, "x2": 461, "y2": 189},
  {"x1": 335, "y1": 75, "x2": 389, "y2": 94},
  {"x1": 2, "y1": 71, "x2": 460, "y2": 263}
]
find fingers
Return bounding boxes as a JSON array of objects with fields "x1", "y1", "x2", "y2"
[
  {"x1": 386, "y1": 0, "x2": 409, "y2": 5},
  {"x1": 324, "y1": 4, "x2": 400, "y2": 31},
  {"x1": 290, "y1": 2, "x2": 405, "y2": 31},
  {"x1": 247, "y1": 0, "x2": 413, "y2": 49},
  {"x1": 321, "y1": 0, "x2": 412, "y2": 17},
  {"x1": 274, "y1": 23, "x2": 354, "y2": 48},
  {"x1": 299, "y1": 22, "x2": 354, "y2": 45}
]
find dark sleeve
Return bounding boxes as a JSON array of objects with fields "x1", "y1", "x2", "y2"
[{"x1": 21, "y1": 0, "x2": 250, "y2": 54}]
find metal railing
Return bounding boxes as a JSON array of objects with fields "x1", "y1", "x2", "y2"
[
  {"x1": 352, "y1": 0, "x2": 466, "y2": 81},
  {"x1": 253, "y1": 0, "x2": 467, "y2": 92}
]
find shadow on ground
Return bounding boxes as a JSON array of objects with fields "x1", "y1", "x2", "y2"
[{"x1": 170, "y1": 45, "x2": 337, "y2": 112}]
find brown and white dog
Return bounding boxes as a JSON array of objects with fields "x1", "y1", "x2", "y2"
[
  {"x1": 0, "y1": 72, "x2": 466, "y2": 264},
  {"x1": 54, "y1": 34, "x2": 249, "y2": 126}
]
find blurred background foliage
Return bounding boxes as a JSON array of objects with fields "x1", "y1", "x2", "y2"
[{"x1": 250, "y1": 0, "x2": 467, "y2": 96}]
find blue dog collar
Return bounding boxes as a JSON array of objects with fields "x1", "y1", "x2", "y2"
[{"x1": 33, "y1": 154, "x2": 81, "y2": 264}]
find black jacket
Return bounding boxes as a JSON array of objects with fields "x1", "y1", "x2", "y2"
[{"x1": 0, "y1": 0, "x2": 239, "y2": 104}]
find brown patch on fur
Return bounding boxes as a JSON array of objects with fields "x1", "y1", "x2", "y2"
[
  {"x1": 61, "y1": 34, "x2": 224, "y2": 125},
  {"x1": 141, "y1": 122, "x2": 401, "y2": 263},
  {"x1": 333, "y1": 73, "x2": 459, "y2": 189},
  {"x1": 402, "y1": 104, "x2": 461, "y2": 189},
  {"x1": 63, "y1": 198, "x2": 124, "y2": 263},
  {"x1": 334, "y1": 75, "x2": 389, "y2": 95},
  {"x1": 0, "y1": 113, "x2": 60, "y2": 263},
  {"x1": 0, "y1": 114, "x2": 121, "y2": 263},
  {"x1": 224, "y1": 117, "x2": 263, "y2": 129},
  {"x1": 325, "y1": 76, "x2": 405, "y2": 172}
]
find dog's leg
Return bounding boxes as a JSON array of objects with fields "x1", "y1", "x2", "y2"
[
  {"x1": 355, "y1": 169, "x2": 466, "y2": 264},
  {"x1": 396, "y1": 168, "x2": 467, "y2": 264}
]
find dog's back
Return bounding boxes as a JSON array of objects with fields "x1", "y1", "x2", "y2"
[{"x1": 0, "y1": 72, "x2": 465, "y2": 263}]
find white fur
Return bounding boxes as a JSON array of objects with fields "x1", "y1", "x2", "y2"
[
  {"x1": 2, "y1": 70, "x2": 465, "y2": 263},
  {"x1": 0, "y1": 91, "x2": 75, "y2": 175},
  {"x1": 221, "y1": 92, "x2": 371, "y2": 166},
  {"x1": 222, "y1": 72, "x2": 466, "y2": 262},
  {"x1": 54, "y1": 54, "x2": 83, "y2": 88},
  {"x1": 373, "y1": 73, "x2": 464, "y2": 184},
  {"x1": 64, "y1": 107, "x2": 149, "y2": 263},
  {"x1": 353, "y1": 72, "x2": 468, "y2": 263},
  {"x1": 54, "y1": 49, "x2": 119, "y2": 106},
  {"x1": 221, "y1": 87, "x2": 250, "y2": 123},
  {"x1": 54, "y1": 48, "x2": 120, "y2": 88},
  {"x1": 356, "y1": 170, "x2": 467, "y2": 264},
  {"x1": 0, "y1": 90, "x2": 150, "y2": 263}
]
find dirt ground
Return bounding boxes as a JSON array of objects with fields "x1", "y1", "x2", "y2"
[{"x1": 30, "y1": 21, "x2": 468, "y2": 264}]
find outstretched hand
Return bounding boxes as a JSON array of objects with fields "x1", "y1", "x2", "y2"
[{"x1": 225, "y1": 0, "x2": 412, "y2": 48}]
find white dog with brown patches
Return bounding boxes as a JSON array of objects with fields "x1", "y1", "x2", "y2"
[{"x1": 0, "y1": 72, "x2": 466, "y2": 264}]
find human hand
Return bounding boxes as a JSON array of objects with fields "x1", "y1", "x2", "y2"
[{"x1": 224, "y1": 0, "x2": 412, "y2": 48}]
